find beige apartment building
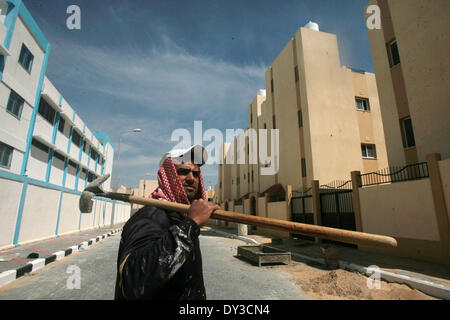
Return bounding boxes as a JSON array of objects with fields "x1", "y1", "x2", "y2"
[
  {"x1": 217, "y1": 22, "x2": 389, "y2": 204},
  {"x1": 365, "y1": 0, "x2": 450, "y2": 166}
]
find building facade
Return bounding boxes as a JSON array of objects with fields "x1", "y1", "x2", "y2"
[
  {"x1": 365, "y1": 0, "x2": 450, "y2": 165},
  {"x1": 0, "y1": 0, "x2": 127, "y2": 250},
  {"x1": 217, "y1": 22, "x2": 389, "y2": 204}
]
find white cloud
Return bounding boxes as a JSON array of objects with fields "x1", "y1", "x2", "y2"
[{"x1": 46, "y1": 33, "x2": 267, "y2": 187}]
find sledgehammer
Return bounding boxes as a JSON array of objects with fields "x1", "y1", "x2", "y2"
[{"x1": 79, "y1": 174, "x2": 397, "y2": 248}]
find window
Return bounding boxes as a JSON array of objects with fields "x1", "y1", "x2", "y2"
[
  {"x1": 58, "y1": 117, "x2": 65, "y2": 133},
  {"x1": 0, "y1": 141, "x2": 13, "y2": 168},
  {"x1": 271, "y1": 79, "x2": 274, "y2": 92},
  {"x1": 72, "y1": 130, "x2": 82, "y2": 147},
  {"x1": 68, "y1": 160, "x2": 77, "y2": 169},
  {"x1": 298, "y1": 110, "x2": 303, "y2": 128},
  {"x1": 87, "y1": 172, "x2": 97, "y2": 182},
  {"x1": 294, "y1": 66, "x2": 299, "y2": 82},
  {"x1": 356, "y1": 98, "x2": 370, "y2": 111},
  {"x1": 83, "y1": 141, "x2": 89, "y2": 153},
  {"x1": 54, "y1": 151, "x2": 65, "y2": 162},
  {"x1": 361, "y1": 144, "x2": 377, "y2": 159},
  {"x1": 301, "y1": 158, "x2": 306, "y2": 177},
  {"x1": 272, "y1": 115, "x2": 276, "y2": 129},
  {"x1": 264, "y1": 123, "x2": 267, "y2": 129},
  {"x1": 401, "y1": 117, "x2": 416, "y2": 148},
  {"x1": 32, "y1": 138, "x2": 49, "y2": 153},
  {"x1": 237, "y1": 177, "x2": 240, "y2": 185},
  {"x1": 91, "y1": 149, "x2": 99, "y2": 161},
  {"x1": 18, "y1": 44, "x2": 34, "y2": 73},
  {"x1": 38, "y1": 98, "x2": 56, "y2": 124},
  {"x1": 388, "y1": 40, "x2": 400, "y2": 67},
  {"x1": 6, "y1": 90, "x2": 25, "y2": 119}
]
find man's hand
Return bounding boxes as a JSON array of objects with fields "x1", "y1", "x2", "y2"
[{"x1": 188, "y1": 200, "x2": 221, "y2": 227}]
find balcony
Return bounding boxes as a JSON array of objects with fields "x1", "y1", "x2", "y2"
[
  {"x1": 0, "y1": 22, "x2": 10, "y2": 56},
  {"x1": 41, "y1": 78, "x2": 61, "y2": 109},
  {"x1": 33, "y1": 114, "x2": 54, "y2": 143}
]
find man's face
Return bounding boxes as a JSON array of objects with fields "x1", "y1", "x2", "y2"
[{"x1": 174, "y1": 162, "x2": 200, "y2": 202}]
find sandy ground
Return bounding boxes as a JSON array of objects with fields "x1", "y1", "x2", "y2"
[{"x1": 278, "y1": 262, "x2": 439, "y2": 300}]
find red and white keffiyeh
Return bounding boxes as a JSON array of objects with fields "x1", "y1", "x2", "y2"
[{"x1": 150, "y1": 157, "x2": 207, "y2": 216}]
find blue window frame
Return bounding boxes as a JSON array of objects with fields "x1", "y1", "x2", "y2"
[
  {"x1": 6, "y1": 90, "x2": 25, "y2": 119},
  {"x1": 18, "y1": 44, "x2": 34, "y2": 73},
  {"x1": 0, "y1": 141, "x2": 14, "y2": 168}
]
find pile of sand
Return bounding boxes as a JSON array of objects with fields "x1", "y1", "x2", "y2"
[{"x1": 281, "y1": 264, "x2": 438, "y2": 300}]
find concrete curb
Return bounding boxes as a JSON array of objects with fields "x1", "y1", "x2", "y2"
[
  {"x1": 0, "y1": 228, "x2": 122, "y2": 288},
  {"x1": 206, "y1": 227, "x2": 449, "y2": 300},
  {"x1": 338, "y1": 261, "x2": 450, "y2": 300},
  {"x1": 202, "y1": 227, "x2": 259, "y2": 244}
]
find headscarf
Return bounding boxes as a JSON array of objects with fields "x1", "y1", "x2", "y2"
[{"x1": 150, "y1": 157, "x2": 207, "y2": 216}]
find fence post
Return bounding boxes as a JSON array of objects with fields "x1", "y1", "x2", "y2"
[
  {"x1": 311, "y1": 180, "x2": 322, "y2": 244},
  {"x1": 351, "y1": 171, "x2": 363, "y2": 233},
  {"x1": 286, "y1": 185, "x2": 292, "y2": 221},
  {"x1": 426, "y1": 153, "x2": 450, "y2": 263}
]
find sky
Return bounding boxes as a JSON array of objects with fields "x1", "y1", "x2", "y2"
[{"x1": 23, "y1": 0, "x2": 375, "y2": 190}]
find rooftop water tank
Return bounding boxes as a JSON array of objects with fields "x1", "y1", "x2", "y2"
[{"x1": 304, "y1": 21, "x2": 319, "y2": 31}]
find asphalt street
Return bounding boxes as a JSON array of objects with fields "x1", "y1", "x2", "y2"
[{"x1": 0, "y1": 231, "x2": 307, "y2": 300}]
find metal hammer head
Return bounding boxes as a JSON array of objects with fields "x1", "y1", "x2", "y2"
[{"x1": 79, "y1": 174, "x2": 111, "y2": 213}]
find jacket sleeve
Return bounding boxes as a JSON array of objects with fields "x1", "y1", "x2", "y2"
[{"x1": 117, "y1": 212, "x2": 200, "y2": 299}]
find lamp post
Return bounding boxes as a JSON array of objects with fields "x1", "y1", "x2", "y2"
[{"x1": 115, "y1": 128, "x2": 142, "y2": 190}]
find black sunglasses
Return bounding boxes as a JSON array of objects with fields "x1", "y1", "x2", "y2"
[{"x1": 176, "y1": 168, "x2": 200, "y2": 178}]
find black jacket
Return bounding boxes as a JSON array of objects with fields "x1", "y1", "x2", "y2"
[{"x1": 114, "y1": 206, "x2": 206, "y2": 300}]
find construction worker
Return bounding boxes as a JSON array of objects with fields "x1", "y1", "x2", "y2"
[{"x1": 114, "y1": 145, "x2": 220, "y2": 300}]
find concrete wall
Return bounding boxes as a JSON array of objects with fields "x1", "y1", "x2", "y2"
[
  {"x1": 438, "y1": 159, "x2": 450, "y2": 228},
  {"x1": 388, "y1": 0, "x2": 450, "y2": 162},
  {"x1": 359, "y1": 179, "x2": 439, "y2": 240},
  {"x1": 0, "y1": 175, "x2": 131, "y2": 250},
  {"x1": 298, "y1": 28, "x2": 364, "y2": 183},
  {"x1": 3, "y1": 17, "x2": 44, "y2": 108},
  {"x1": 0, "y1": 178, "x2": 23, "y2": 248},
  {"x1": 366, "y1": 0, "x2": 450, "y2": 164},
  {"x1": 264, "y1": 201, "x2": 290, "y2": 238},
  {"x1": 271, "y1": 39, "x2": 303, "y2": 191}
]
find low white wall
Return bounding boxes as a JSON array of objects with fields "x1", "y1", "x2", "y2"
[
  {"x1": 0, "y1": 179, "x2": 23, "y2": 248},
  {"x1": 58, "y1": 192, "x2": 81, "y2": 236},
  {"x1": 19, "y1": 184, "x2": 60, "y2": 244},
  {"x1": 0, "y1": 176, "x2": 131, "y2": 249}
]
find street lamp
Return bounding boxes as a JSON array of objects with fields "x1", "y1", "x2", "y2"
[{"x1": 115, "y1": 128, "x2": 142, "y2": 189}]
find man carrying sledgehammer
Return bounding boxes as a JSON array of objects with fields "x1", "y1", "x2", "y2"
[{"x1": 114, "y1": 145, "x2": 220, "y2": 300}]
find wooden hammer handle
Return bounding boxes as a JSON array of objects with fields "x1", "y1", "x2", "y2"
[{"x1": 113, "y1": 194, "x2": 397, "y2": 248}]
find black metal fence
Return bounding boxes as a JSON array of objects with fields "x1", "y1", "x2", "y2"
[
  {"x1": 268, "y1": 194, "x2": 286, "y2": 202},
  {"x1": 359, "y1": 162, "x2": 429, "y2": 187},
  {"x1": 291, "y1": 195, "x2": 314, "y2": 241},
  {"x1": 318, "y1": 179, "x2": 356, "y2": 247},
  {"x1": 319, "y1": 179, "x2": 352, "y2": 193}
]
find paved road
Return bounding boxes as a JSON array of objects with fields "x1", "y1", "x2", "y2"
[
  {"x1": 0, "y1": 231, "x2": 306, "y2": 300},
  {"x1": 201, "y1": 231, "x2": 307, "y2": 300}
]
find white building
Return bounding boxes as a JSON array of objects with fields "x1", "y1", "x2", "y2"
[{"x1": 0, "y1": 0, "x2": 128, "y2": 249}]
